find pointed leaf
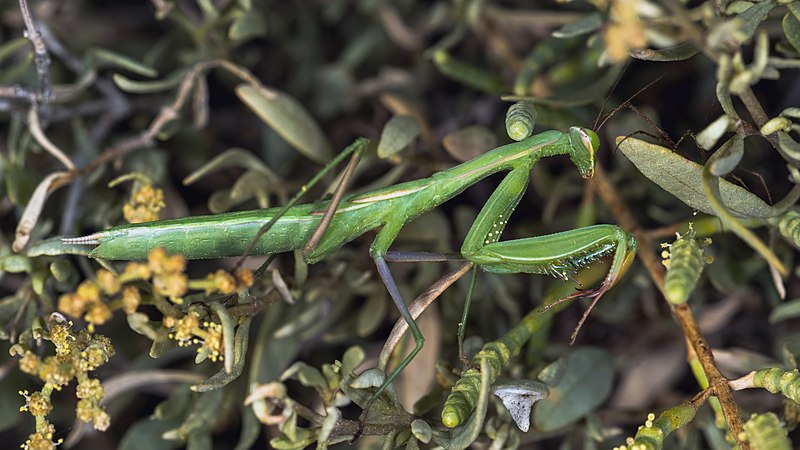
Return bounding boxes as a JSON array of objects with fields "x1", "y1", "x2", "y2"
[
  {"x1": 736, "y1": 1, "x2": 776, "y2": 42},
  {"x1": 708, "y1": 133, "x2": 744, "y2": 176},
  {"x1": 378, "y1": 115, "x2": 420, "y2": 159},
  {"x1": 630, "y1": 42, "x2": 700, "y2": 62},
  {"x1": 91, "y1": 48, "x2": 157, "y2": 77},
  {"x1": 552, "y1": 13, "x2": 602, "y2": 38},
  {"x1": 113, "y1": 69, "x2": 187, "y2": 93},
  {"x1": 617, "y1": 137, "x2": 780, "y2": 218},
  {"x1": 236, "y1": 84, "x2": 332, "y2": 163}
]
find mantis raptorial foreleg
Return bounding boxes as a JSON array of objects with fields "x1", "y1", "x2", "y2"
[{"x1": 64, "y1": 126, "x2": 637, "y2": 437}]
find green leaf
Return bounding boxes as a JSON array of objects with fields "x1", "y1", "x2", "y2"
[
  {"x1": 91, "y1": 48, "x2": 158, "y2": 77},
  {"x1": 736, "y1": 1, "x2": 775, "y2": 42},
  {"x1": 769, "y1": 298, "x2": 800, "y2": 323},
  {"x1": 783, "y1": 12, "x2": 800, "y2": 54},
  {"x1": 552, "y1": 13, "x2": 602, "y2": 38},
  {"x1": 356, "y1": 293, "x2": 388, "y2": 337},
  {"x1": 696, "y1": 115, "x2": 731, "y2": 150},
  {"x1": 228, "y1": 9, "x2": 268, "y2": 41},
  {"x1": 119, "y1": 415, "x2": 183, "y2": 450},
  {"x1": 281, "y1": 362, "x2": 328, "y2": 390},
  {"x1": 113, "y1": 69, "x2": 187, "y2": 93},
  {"x1": 617, "y1": 137, "x2": 780, "y2": 218},
  {"x1": 341, "y1": 346, "x2": 365, "y2": 377},
  {"x1": 0, "y1": 255, "x2": 31, "y2": 273},
  {"x1": 533, "y1": 347, "x2": 614, "y2": 431},
  {"x1": 502, "y1": 63, "x2": 625, "y2": 107},
  {"x1": 378, "y1": 115, "x2": 421, "y2": 159},
  {"x1": 236, "y1": 84, "x2": 332, "y2": 164},
  {"x1": 442, "y1": 125, "x2": 497, "y2": 162},
  {"x1": 708, "y1": 132, "x2": 744, "y2": 176},
  {"x1": 630, "y1": 42, "x2": 701, "y2": 62},
  {"x1": 0, "y1": 38, "x2": 29, "y2": 65}
]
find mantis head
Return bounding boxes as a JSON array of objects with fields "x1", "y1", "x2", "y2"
[{"x1": 567, "y1": 127, "x2": 599, "y2": 179}]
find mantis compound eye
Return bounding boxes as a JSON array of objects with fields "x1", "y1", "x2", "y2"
[{"x1": 579, "y1": 129, "x2": 594, "y2": 154}]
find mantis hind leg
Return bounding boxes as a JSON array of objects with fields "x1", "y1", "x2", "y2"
[{"x1": 236, "y1": 138, "x2": 370, "y2": 271}]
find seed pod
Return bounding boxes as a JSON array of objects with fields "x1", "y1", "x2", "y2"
[
  {"x1": 505, "y1": 102, "x2": 537, "y2": 141},
  {"x1": 743, "y1": 413, "x2": 790, "y2": 450},
  {"x1": 662, "y1": 229, "x2": 707, "y2": 305},
  {"x1": 442, "y1": 321, "x2": 530, "y2": 428},
  {"x1": 775, "y1": 210, "x2": 800, "y2": 247}
]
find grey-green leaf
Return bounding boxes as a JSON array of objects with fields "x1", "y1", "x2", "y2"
[
  {"x1": 696, "y1": 115, "x2": 731, "y2": 150},
  {"x1": 533, "y1": 347, "x2": 614, "y2": 431},
  {"x1": 736, "y1": 0, "x2": 775, "y2": 42},
  {"x1": 769, "y1": 298, "x2": 800, "y2": 323},
  {"x1": 229, "y1": 9, "x2": 268, "y2": 41},
  {"x1": 783, "y1": 12, "x2": 800, "y2": 54},
  {"x1": 113, "y1": 69, "x2": 187, "y2": 93},
  {"x1": 91, "y1": 48, "x2": 158, "y2": 78},
  {"x1": 442, "y1": 126, "x2": 497, "y2": 162},
  {"x1": 378, "y1": 115, "x2": 421, "y2": 159},
  {"x1": 236, "y1": 84, "x2": 332, "y2": 164},
  {"x1": 708, "y1": 133, "x2": 744, "y2": 176},
  {"x1": 281, "y1": 362, "x2": 327, "y2": 390},
  {"x1": 617, "y1": 137, "x2": 777, "y2": 218},
  {"x1": 630, "y1": 42, "x2": 701, "y2": 62},
  {"x1": 183, "y1": 148, "x2": 279, "y2": 186},
  {"x1": 552, "y1": 13, "x2": 602, "y2": 38}
]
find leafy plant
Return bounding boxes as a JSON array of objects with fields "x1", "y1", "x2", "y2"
[{"x1": 2, "y1": 1, "x2": 800, "y2": 449}]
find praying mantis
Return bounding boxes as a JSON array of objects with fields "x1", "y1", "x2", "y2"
[{"x1": 64, "y1": 125, "x2": 637, "y2": 429}]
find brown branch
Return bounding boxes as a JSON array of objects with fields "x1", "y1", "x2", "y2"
[
  {"x1": 674, "y1": 304, "x2": 748, "y2": 449},
  {"x1": 592, "y1": 164, "x2": 749, "y2": 448}
]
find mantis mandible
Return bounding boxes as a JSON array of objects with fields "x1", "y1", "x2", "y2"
[{"x1": 64, "y1": 126, "x2": 637, "y2": 427}]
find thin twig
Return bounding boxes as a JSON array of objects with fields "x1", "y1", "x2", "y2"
[{"x1": 18, "y1": 0, "x2": 52, "y2": 108}]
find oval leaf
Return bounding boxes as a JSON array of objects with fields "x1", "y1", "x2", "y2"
[
  {"x1": 533, "y1": 347, "x2": 614, "y2": 431},
  {"x1": 617, "y1": 137, "x2": 777, "y2": 218},
  {"x1": 235, "y1": 84, "x2": 332, "y2": 164},
  {"x1": 378, "y1": 115, "x2": 421, "y2": 159},
  {"x1": 783, "y1": 12, "x2": 800, "y2": 54},
  {"x1": 442, "y1": 126, "x2": 496, "y2": 162}
]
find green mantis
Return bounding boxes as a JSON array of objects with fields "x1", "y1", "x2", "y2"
[{"x1": 64, "y1": 125, "x2": 636, "y2": 430}]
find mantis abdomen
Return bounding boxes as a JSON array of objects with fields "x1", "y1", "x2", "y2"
[{"x1": 67, "y1": 203, "x2": 326, "y2": 260}]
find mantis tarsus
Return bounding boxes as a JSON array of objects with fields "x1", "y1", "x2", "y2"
[{"x1": 64, "y1": 126, "x2": 637, "y2": 430}]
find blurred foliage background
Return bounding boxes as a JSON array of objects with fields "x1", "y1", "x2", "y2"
[{"x1": 2, "y1": 0, "x2": 800, "y2": 449}]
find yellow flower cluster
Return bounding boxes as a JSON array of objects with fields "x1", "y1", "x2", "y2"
[
  {"x1": 123, "y1": 184, "x2": 166, "y2": 223},
  {"x1": 164, "y1": 312, "x2": 225, "y2": 363},
  {"x1": 14, "y1": 320, "x2": 115, "y2": 450}
]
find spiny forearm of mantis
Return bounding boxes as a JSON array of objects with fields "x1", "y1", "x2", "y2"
[{"x1": 63, "y1": 117, "x2": 637, "y2": 434}]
